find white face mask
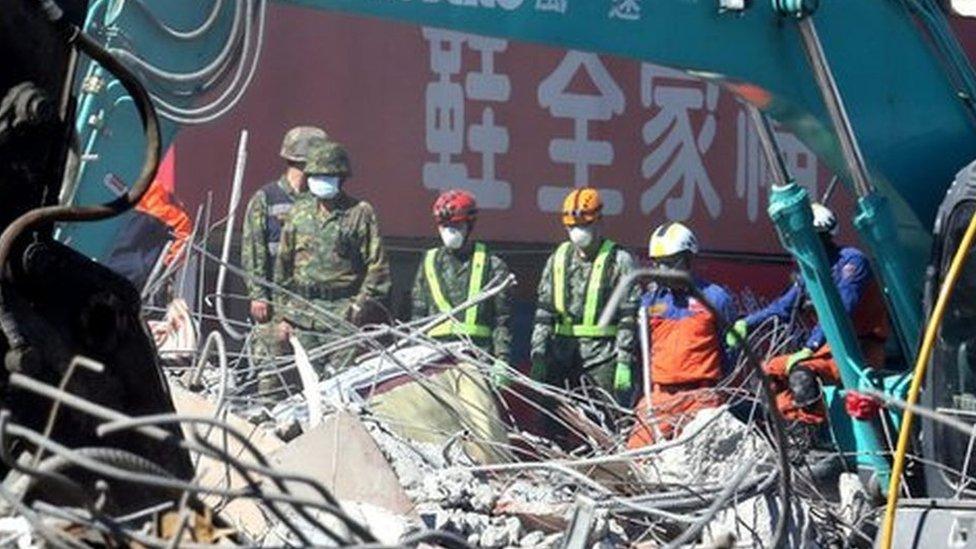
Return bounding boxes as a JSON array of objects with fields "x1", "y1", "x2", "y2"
[
  {"x1": 438, "y1": 226, "x2": 466, "y2": 250},
  {"x1": 568, "y1": 226, "x2": 595, "y2": 249},
  {"x1": 308, "y1": 175, "x2": 341, "y2": 199}
]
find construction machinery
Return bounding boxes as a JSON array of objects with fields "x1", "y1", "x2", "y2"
[{"x1": 6, "y1": 0, "x2": 976, "y2": 546}]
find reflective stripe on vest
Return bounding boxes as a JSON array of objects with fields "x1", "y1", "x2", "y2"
[
  {"x1": 552, "y1": 239, "x2": 618, "y2": 338},
  {"x1": 425, "y1": 243, "x2": 492, "y2": 338}
]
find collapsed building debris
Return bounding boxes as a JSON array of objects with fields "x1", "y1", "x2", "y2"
[{"x1": 0, "y1": 212, "x2": 896, "y2": 548}]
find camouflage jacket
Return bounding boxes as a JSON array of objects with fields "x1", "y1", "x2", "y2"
[
  {"x1": 273, "y1": 193, "x2": 390, "y2": 329},
  {"x1": 241, "y1": 176, "x2": 301, "y2": 302},
  {"x1": 411, "y1": 244, "x2": 513, "y2": 362},
  {"x1": 530, "y1": 238, "x2": 638, "y2": 368}
]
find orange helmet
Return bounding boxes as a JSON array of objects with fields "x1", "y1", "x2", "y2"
[{"x1": 561, "y1": 187, "x2": 603, "y2": 227}]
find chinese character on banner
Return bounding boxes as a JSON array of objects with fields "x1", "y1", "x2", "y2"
[
  {"x1": 422, "y1": 28, "x2": 512, "y2": 209},
  {"x1": 537, "y1": 51, "x2": 625, "y2": 215},
  {"x1": 639, "y1": 64, "x2": 721, "y2": 221},
  {"x1": 609, "y1": 0, "x2": 641, "y2": 20},
  {"x1": 735, "y1": 109, "x2": 819, "y2": 222},
  {"x1": 535, "y1": 0, "x2": 568, "y2": 13}
]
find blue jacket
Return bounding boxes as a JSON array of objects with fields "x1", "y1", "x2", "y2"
[{"x1": 744, "y1": 246, "x2": 875, "y2": 351}]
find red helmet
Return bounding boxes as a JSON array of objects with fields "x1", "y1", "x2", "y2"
[{"x1": 432, "y1": 190, "x2": 478, "y2": 225}]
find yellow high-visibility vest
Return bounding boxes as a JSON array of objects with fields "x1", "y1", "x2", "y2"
[
  {"x1": 552, "y1": 239, "x2": 618, "y2": 338},
  {"x1": 425, "y1": 242, "x2": 492, "y2": 338}
]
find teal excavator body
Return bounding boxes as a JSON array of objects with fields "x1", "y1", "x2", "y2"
[{"x1": 69, "y1": 0, "x2": 976, "y2": 497}]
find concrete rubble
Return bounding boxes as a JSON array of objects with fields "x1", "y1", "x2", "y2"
[{"x1": 0, "y1": 262, "x2": 881, "y2": 547}]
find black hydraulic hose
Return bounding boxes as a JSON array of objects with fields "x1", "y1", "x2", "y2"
[
  {"x1": 130, "y1": 0, "x2": 225, "y2": 41},
  {"x1": 0, "y1": 2, "x2": 161, "y2": 347},
  {"x1": 683, "y1": 274, "x2": 793, "y2": 549},
  {"x1": 600, "y1": 268, "x2": 793, "y2": 548}
]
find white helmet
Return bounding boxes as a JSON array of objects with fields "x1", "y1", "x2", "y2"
[
  {"x1": 811, "y1": 203, "x2": 838, "y2": 235},
  {"x1": 649, "y1": 222, "x2": 699, "y2": 258}
]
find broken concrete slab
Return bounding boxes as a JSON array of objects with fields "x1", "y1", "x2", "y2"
[
  {"x1": 269, "y1": 411, "x2": 415, "y2": 516},
  {"x1": 366, "y1": 363, "x2": 512, "y2": 464}
]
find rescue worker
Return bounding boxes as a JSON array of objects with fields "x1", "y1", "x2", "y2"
[
  {"x1": 241, "y1": 126, "x2": 327, "y2": 326},
  {"x1": 273, "y1": 138, "x2": 391, "y2": 374},
  {"x1": 241, "y1": 126, "x2": 326, "y2": 394},
  {"x1": 726, "y1": 203, "x2": 889, "y2": 424},
  {"x1": 627, "y1": 223, "x2": 737, "y2": 447},
  {"x1": 529, "y1": 187, "x2": 637, "y2": 401},
  {"x1": 411, "y1": 190, "x2": 513, "y2": 382}
]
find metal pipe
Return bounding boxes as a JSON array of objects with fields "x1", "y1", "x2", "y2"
[
  {"x1": 215, "y1": 130, "x2": 247, "y2": 340},
  {"x1": 796, "y1": 16, "x2": 874, "y2": 197},
  {"x1": 662, "y1": 458, "x2": 760, "y2": 549},
  {"x1": 288, "y1": 335, "x2": 324, "y2": 428},
  {"x1": 196, "y1": 191, "x2": 213, "y2": 335},
  {"x1": 141, "y1": 240, "x2": 172, "y2": 300},
  {"x1": 109, "y1": 0, "x2": 243, "y2": 85},
  {"x1": 129, "y1": 0, "x2": 225, "y2": 41},
  {"x1": 177, "y1": 203, "x2": 204, "y2": 299},
  {"x1": 745, "y1": 103, "x2": 792, "y2": 188},
  {"x1": 637, "y1": 299, "x2": 651, "y2": 407}
]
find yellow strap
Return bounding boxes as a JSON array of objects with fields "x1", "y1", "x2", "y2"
[
  {"x1": 584, "y1": 239, "x2": 616, "y2": 326},
  {"x1": 551, "y1": 239, "x2": 617, "y2": 338},
  {"x1": 424, "y1": 245, "x2": 491, "y2": 338},
  {"x1": 464, "y1": 243, "x2": 488, "y2": 327},
  {"x1": 553, "y1": 242, "x2": 571, "y2": 316},
  {"x1": 554, "y1": 323, "x2": 618, "y2": 337},
  {"x1": 425, "y1": 249, "x2": 451, "y2": 312}
]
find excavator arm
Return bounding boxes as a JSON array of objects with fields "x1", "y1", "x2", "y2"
[{"x1": 64, "y1": 0, "x2": 976, "y2": 494}]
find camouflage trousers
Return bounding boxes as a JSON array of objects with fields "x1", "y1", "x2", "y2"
[
  {"x1": 250, "y1": 324, "x2": 354, "y2": 400},
  {"x1": 540, "y1": 335, "x2": 618, "y2": 396},
  {"x1": 284, "y1": 296, "x2": 362, "y2": 379},
  {"x1": 248, "y1": 322, "x2": 291, "y2": 399},
  {"x1": 536, "y1": 336, "x2": 623, "y2": 448}
]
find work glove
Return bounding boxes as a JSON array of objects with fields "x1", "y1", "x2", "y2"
[
  {"x1": 788, "y1": 365, "x2": 822, "y2": 408},
  {"x1": 613, "y1": 362, "x2": 633, "y2": 393},
  {"x1": 491, "y1": 358, "x2": 511, "y2": 387},
  {"x1": 530, "y1": 361, "x2": 548, "y2": 382},
  {"x1": 276, "y1": 320, "x2": 294, "y2": 343},
  {"x1": 346, "y1": 298, "x2": 365, "y2": 325},
  {"x1": 785, "y1": 347, "x2": 815, "y2": 373},
  {"x1": 250, "y1": 300, "x2": 271, "y2": 323},
  {"x1": 725, "y1": 319, "x2": 748, "y2": 348}
]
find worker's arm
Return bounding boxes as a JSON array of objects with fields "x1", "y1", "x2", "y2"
[
  {"x1": 241, "y1": 190, "x2": 272, "y2": 302},
  {"x1": 530, "y1": 253, "x2": 557, "y2": 363},
  {"x1": 712, "y1": 286, "x2": 740, "y2": 370},
  {"x1": 272, "y1": 221, "x2": 296, "y2": 325},
  {"x1": 410, "y1": 252, "x2": 431, "y2": 320},
  {"x1": 743, "y1": 280, "x2": 802, "y2": 330},
  {"x1": 612, "y1": 250, "x2": 639, "y2": 368},
  {"x1": 490, "y1": 255, "x2": 513, "y2": 364},
  {"x1": 804, "y1": 252, "x2": 873, "y2": 351},
  {"x1": 355, "y1": 203, "x2": 392, "y2": 306}
]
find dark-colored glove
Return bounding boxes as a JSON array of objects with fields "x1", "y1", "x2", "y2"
[
  {"x1": 491, "y1": 358, "x2": 511, "y2": 387},
  {"x1": 530, "y1": 361, "x2": 547, "y2": 382},
  {"x1": 788, "y1": 365, "x2": 822, "y2": 408}
]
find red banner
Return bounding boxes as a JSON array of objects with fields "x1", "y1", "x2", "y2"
[{"x1": 173, "y1": 4, "x2": 869, "y2": 259}]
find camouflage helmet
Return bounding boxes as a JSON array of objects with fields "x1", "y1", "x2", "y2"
[
  {"x1": 280, "y1": 126, "x2": 328, "y2": 162},
  {"x1": 304, "y1": 138, "x2": 352, "y2": 177}
]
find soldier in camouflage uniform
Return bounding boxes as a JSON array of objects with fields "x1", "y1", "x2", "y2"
[
  {"x1": 411, "y1": 190, "x2": 513, "y2": 382},
  {"x1": 241, "y1": 126, "x2": 326, "y2": 394},
  {"x1": 530, "y1": 188, "x2": 638, "y2": 401},
  {"x1": 273, "y1": 138, "x2": 391, "y2": 375}
]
